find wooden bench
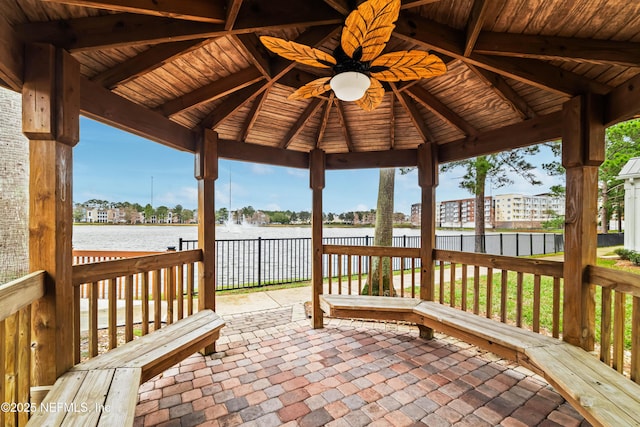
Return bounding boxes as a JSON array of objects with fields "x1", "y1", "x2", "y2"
[
  {"x1": 320, "y1": 294, "x2": 640, "y2": 427},
  {"x1": 27, "y1": 309, "x2": 225, "y2": 426}
]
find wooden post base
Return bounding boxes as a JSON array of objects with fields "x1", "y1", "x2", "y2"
[{"x1": 418, "y1": 325, "x2": 434, "y2": 339}]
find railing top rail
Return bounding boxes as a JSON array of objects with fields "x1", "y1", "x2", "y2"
[
  {"x1": 587, "y1": 265, "x2": 640, "y2": 298},
  {"x1": 72, "y1": 249, "x2": 202, "y2": 286},
  {"x1": 323, "y1": 244, "x2": 420, "y2": 258},
  {"x1": 0, "y1": 270, "x2": 46, "y2": 322},
  {"x1": 73, "y1": 250, "x2": 163, "y2": 258},
  {"x1": 435, "y1": 249, "x2": 564, "y2": 278}
]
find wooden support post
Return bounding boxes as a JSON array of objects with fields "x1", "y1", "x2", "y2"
[
  {"x1": 310, "y1": 149, "x2": 325, "y2": 329},
  {"x1": 418, "y1": 142, "x2": 438, "y2": 339},
  {"x1": 562, "y1": 94, "x2": 604, "y2": 350},
  {"x1": 196, "y1": 129, "x2": 218, "y2": 355},
  {"x1": 23, "y1": 44, "x2": 80, "y2": 390}
]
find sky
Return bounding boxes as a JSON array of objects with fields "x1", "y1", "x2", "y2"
[{"x1": 74, "y1": 117, "x2": 564, "y2": 215}]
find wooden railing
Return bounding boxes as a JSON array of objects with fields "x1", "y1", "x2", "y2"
[
  {"x1": 587, "y1": 265, "x2": 640, "y2": 383},
  {"x1": 0, "y1": 271, "x2": 46, "y2": 427},
  {"x1": 323, "y1": 245, "x2": 421, "y2": 298},
  {"x1": 435, "y1": 250, "x2": 565, "y2": 338},
  {"x1": 72, "y1": 250, "x2": 202, "y2": 363}
]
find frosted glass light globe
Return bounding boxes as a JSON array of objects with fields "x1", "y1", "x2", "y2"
[{"x1": 330, "y1": 72, "x2": 370, "y2": 101}]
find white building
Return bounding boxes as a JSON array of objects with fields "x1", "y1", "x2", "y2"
[{"x1": 492, "y1": 193, "x2": 564, "y2": 228}]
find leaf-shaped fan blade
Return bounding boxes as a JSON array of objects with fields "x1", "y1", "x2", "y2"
[
  {"x1": 341, "y1": 0, "x2": 401, "y2": 62},
  {"x1": 289, "y1": 77, "x2": 332, "y2": 100},
  {"x1": 356, "y1": 77, "x2": 384, "y2": 111},
  {"x1": 260, "y1": 36, "x2": 336, "y2": 69},
  {"x1": 370, "y1": 50, "x2": 447, "y2": 81}
]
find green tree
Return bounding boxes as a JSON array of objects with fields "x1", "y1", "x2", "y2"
[
  {"x1": 173, "y1": 204, "x2": 183, "y2": 223},
  {"x1": 156, "y1": 205, "x2": 169, "y2": 223},
  {"x1": 144, "y1": 204, "x2": 155, "y2": 223},
  {"x1": 216, "y1": 207, "x2": 229, "y2": 224},
  {"x1": 182, "y1": 209, "x2": 194, "y2": 223},
  {"x1": 73, "y1": 205, "x2": 85, "y2": 222},
  {"x1": 441, "y1": 148, "x2": 542, "y2": 252},
  {"x1": 270, "y1": 211, "x2": 290, "y2": 224}
]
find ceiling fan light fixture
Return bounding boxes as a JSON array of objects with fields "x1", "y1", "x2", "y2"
[{"x1": 330, "y1": 72, "x2": 370, "y2": 101}]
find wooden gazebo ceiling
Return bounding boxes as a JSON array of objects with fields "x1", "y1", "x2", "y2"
[{"x1": 2, "y1": 0, "x2": 640, "y2": 165}]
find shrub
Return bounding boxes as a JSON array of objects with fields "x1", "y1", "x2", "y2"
[
  {"x1": 629, "y1": 252, "x2": 640, "y2": 266},
  {"x1": 614, "y1": 248, "x2": 633, "y2": 260}
]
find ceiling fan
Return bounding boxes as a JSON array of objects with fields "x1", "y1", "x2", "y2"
[{"x1": 259, "y1": 0, "x2": 446, "y2": 111}]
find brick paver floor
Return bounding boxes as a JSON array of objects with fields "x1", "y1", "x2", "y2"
[{"x1": 134, "y1": 305, "x2": 589, "y2": 426}]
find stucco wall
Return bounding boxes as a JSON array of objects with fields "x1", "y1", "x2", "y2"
[{"x1": 0, "y1": 86, "x2": 28, "y2": 283}]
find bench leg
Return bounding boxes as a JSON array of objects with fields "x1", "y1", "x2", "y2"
[{"x1": 418, "y1": 325, "x2": 434, "y2": 340}]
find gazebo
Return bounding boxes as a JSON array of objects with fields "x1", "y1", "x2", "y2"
[{"x1": 1, "y1": 0, "x2": 639, "y2": 426}]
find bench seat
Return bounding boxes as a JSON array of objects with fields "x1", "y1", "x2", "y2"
[
  {"x1": 27, "y1": 309, "x2": 224, "y2": 427},
  {"x1": 320, "y1": 294, "x2": 640, "y2": 427}
]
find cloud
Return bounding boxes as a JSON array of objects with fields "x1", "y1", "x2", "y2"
[
  {"x1": 251, "y1": 164, "x2": 274, "y2": 175},
  {"x1": 156, "y1": 186, "x2": 198, "y2": 208},
  {"x1": 265, "y1": 202, "x2": 281, "y2": 210},
  {"x1": 287, "y1": 169, "x2": 308, "y2": 178}
]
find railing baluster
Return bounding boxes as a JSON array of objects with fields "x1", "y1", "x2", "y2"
[
  {"x1": 439, "y1": 261, "x2": 445, "y2": 304},
  {"x1": 338, "y1": 255, "x2": 343, "y2": 295},
  {"x1": 17, "y1": 307, "x2": 30, "y2": 426},
  {"x1": 486, "y1": 268, "x2": 493, "y2": 319},
  {"x1": 473, "y1": 266, "x2": 480, "y2": 315},
  {"x1": 74, "y1": 281, "x2": 81, "y2": 364},
  {"x1": 166, "y1": 267, "x2": 174, "y2": 324},
  {"x1": 533, "y1": 275, "x2": 541, "y2": 332},
  {"x1": 600, "y1": 288, "x2": 612, "y2": 365},
  {"x1": 89, "y1": 281, "x2": 99, "y2": 357},
  {"x1": 553, "y1": 277, "x2": 561, "y2": 338},
  {"x1": 500, "y1": 270, "x2": 508, "y2": 323},
  {"x1": 613, "y1": 292, "x2": 626, "y2": 373},
  {"x1": 177, "y1": 264, "x2": 184, "y2": 320},
  {"x1": 125, "y1": 275, "x2": 134, "y2": 342},
  {"x1": 327, "y1": 254, "x2": 332, "y2": 295},
  {"x1": 358, "y1": 256, "x2": 363, "y2": 295},
  {"x1": 347, "y1": 255, "x2": 352, "y2": 295},
  {"x1": 187, "y1": 262, "x2": 194, "y2": 316},
  {"x1": 450, "y1": 262, "x2": 456, "y2": 307},
  {"x1": 154, "y1": 270, "x2": 161, "y2": 331},
  {"x1": 632, "y1": 296, "x2": 639, "y2": 383},
  {"x1": 109, "y1": 278, "x2": 117, "y2": 349},
  {"x1": 141, "y1": 272, "x2": 149, "y2": 336},
  {"x1": 516, "y1": 272, "x2": 523, "y2": 328},
  {"x1": 400, "y1": 257, "x2": 405, "y2": 298},
  {"x1": 411, "y1": 258, "x2": 416, "y2": 299},
  {"x1": 461, "y1": 265, "x2": 467, "y2": 311}
]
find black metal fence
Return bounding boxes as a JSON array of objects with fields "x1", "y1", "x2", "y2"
[{"x1": 178, "y1": 232, "x2": 589, "y2": 290}]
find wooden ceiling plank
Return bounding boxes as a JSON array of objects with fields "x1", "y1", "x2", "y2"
[
  {"x1": 394, "y1": 12, "x2": 611, "y2": 96},
  {"x1": 233, "y1": 33, "x2": 271, "y2": 77},
  {"x1": 157, "y1": 66, "x2": 265, "y2": 117},
  {"x1": 41, "y1": 0, "x2": 227, "y2": 23},
  {"x1": 464, "y1": 0, "x2": 492, "y2": 57},
  {"x1": 406, "y1": 85, "x2": 478, "y2": 136},
  {"x1": 225, "y1": 0, "x2": 244, "y2": 30},
  {"x1": 391, "y1": 83, "x2": 433, "y2": 142},
  {"x1": 0, "y1": 14, "x2": 23, "y2": 91},
  {"x1": 91, "y1": 39, "x2": 206, "y2": 89},
  {"x1": 438, "y1": 111, "x2": 562, "y2": 163},
  {"x1": 240, "y1": 89, "x2": 269, "y2": 141},
  {"x1": 80, "y1": 77, "x2": 197, "y2": 152},
  {"x1": 335, "y1": 100, "x2": 356, "y2": 152},
  {"x1": 315, "y1": 96, "x2": 333, "y2": 148},
  {"x1": 18, "y1": 12, "x2": 342, "y2": 52},
  {"x1": 280, "y1": 98, "x2": 324, "y2": 149},
  {"x1": 218, "y1": 138, "x2": 309, "y2": 169},
  {"x1": 467, "y1": 64, "x2": 536, "y2": 119},
  {"x1": 203, "y1": 81, "x2": 266, "y2": 130},
  {"x1": 474, "y1": 32, "x2": 640, "y2": 67},
  {"x1": 605, "y1": 73, "x2": 640, "y2": 126}
]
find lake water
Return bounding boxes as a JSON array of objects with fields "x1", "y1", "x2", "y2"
[{"x1": 72, "y1": 225, "x2": 433, "y2": 251}]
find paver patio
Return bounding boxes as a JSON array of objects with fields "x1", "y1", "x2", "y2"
[{"x1": 134, "y1": 305, "x2": 588, "y2": 427}]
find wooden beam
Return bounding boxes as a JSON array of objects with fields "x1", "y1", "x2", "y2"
[
  {"x1": 406, "y1": 84, "x2": 478, "y2": 136},
  {"x1": 280, "y1": 98, "x2": 324, "y2": 149},
  {"x1": 394, "y1": 12, "x2": 611, "y2": 96},
  {"x1": 326, "y1": 149, "x2": 418, "y2": 169},
  {"x1": 233, "y1": 33, "x2": 271, "y2": 77},
  {"x1": 438, "y1": 111, "x2": 562, "y2": 163},
  {"x1": 217, "y1": 138, "x2": 309, "y2": 169},
  {"x1": 334, "y1": 100, "x2": 356, "y2": 152},
  {"x1": 43, "y1": 0, "x2": 226, "y2": 23},
  {"x1": 310, "y1": 148, "x2": 325, "y2": 329},
  {"x1": 562, "y1": 95, "x2": 604, "y2": 351},
  {"x1": 91, "y1": 39, "x2": 206, "y2": 89},
  {"x1": 80, "y1": 77, "x2": 197, "y2": 152},
  {"x1": 0, "y1": 14, "x2": 24, "y2": 91},
  {"x1": 464, "y1": 0, "x2": 492, "y2": 57},
  {"x1": 315, "y1": 96, "x2": 333, "y2": 148},
  {"x1": 392, "y1": 83, "x2": 433, "y2": 142},
  {"x1": 24, "y1": 45, "x2": 77, "y2": 387},
  {"x1": 157, "y1": 66, "x2": 264, "y2": 117},
  {"x1": 467, "y1": 64, "x2": 536, "y2": 119},
  {"x1": 240, "y1": 89, "x2": 268, "y2": 141},
  {"x1": 201, "y1": 81, "x2": 265, "y2": 130},
  {"x1": 324, "y1": 0, "x2": 440, "y2": 15},
  {"x1": 196, "y1": 129, "x2": 217, "y2": 355},
  {"x1": 225, "y1": 0, "x2": 244, "y2": 30},
  {"x1": 474, "y1": 32, "x2": 640, "y2": 67},
  {"x1": 605, "y1": 73, "x2": 640, "y2": 127}
]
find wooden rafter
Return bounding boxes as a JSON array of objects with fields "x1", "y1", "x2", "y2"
[
  {"x1": 225, "y1": 0, "x2": 244, "y2": 30},
  {"x1": 233, "y1": 33, "x2": 271, "y2": 78},
  {"x1": 280, "y1": 99, "x2": 324, "y2": 149},
  {"x1": 80, "y1": 77, "x2": 197, "y2": 152},
  {"x1": 240, "y1": 89, "x2": 269, "y2": 141},
  {"x1": 464, "y1": 0, "x2": 492, "y2": 57},
  {"x1": 18, "y1": 6, "x2": 342, "y2": 52},
  {"x1": 324, "y1": 0, "x2": 441, "y2": 15},
  {"x1": 41, "y1": 0, "x2": 226, "y2": 23},
  {"x1": 605, "y1": 73, "x2": 640, "y2": 126},
  {"x1": 315, "y1": 95, "x2": 334, "y2": 148},
  {"x1": 156, "y1": 66, "x2": 264, "y2": 117},
  {"x1": 335, "y1": 100, "x2": 356, "y2": 152},
  {"x1": 406, "y1": 85, "x2": 478, "y2": 136},
  {"x1": 0, "y1": 14, "x2": 23, "y2": 91},
  {"x1": 202, "y1": 81, "x2": 266, "y2": 130},
  {"x1": 394, "y1": 12, "x2": 611, "y2": 96},
  {"x1": 91, "y1": 39, "x2": 206, "y2": 89},
  {"x1": 467, "y1": 64, "x2": 536, "y2": 119},
  {"x1": 391, "y1": 83, "x2": 433, "y2": 142},
  {"x1": 474, "y1": 32, "x2": 640, "y2": 67}
]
